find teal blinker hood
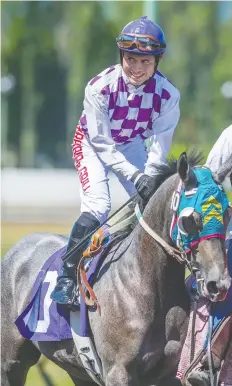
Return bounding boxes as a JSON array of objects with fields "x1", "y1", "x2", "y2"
[{"x1": 171, "y1": 167, "x2": 229, "y2": 252}]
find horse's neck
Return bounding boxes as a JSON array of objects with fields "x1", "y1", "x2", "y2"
[
  {"x1": 131, "y1": 178, "x2": 182, "y2": 286},
  {"x1": 101, "y1": 178, "x2": 185, "y2": 310},
  {"x1": 142, "y1": 182, "x2": 173, "y2": 250}
]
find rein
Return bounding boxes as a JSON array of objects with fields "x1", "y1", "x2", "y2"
[
  {"x1": 135, "y1": 179, "x2": 196, "y2": 267},
  {"x1": 134, "y1": 178, "x2": 210, "y2": 286},
  {"x1": 134, "y1": 178, "x2": 197, "y2": 267},
  {"x1": 135, "y1": 203, "x2": 185, "y2": 263},
  {"x1": 134, "y1": 179, "x2": 205, "y2": 294}
]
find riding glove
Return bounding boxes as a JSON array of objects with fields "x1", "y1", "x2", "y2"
[{"x1": 131, "y1": 171, "x2": 158, "y2": 203}]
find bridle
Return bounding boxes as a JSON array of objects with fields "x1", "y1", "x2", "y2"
[
  {"x1": 135, "y1": 174, "x2": 228, "y2": 288},
  {"x1": 169, "y1": 179, "x2": 206, "y2": 281},
  {"x1": 135, "y1": 200, "x2": 206, "y2": 298},
  {"x1": 135, "y1": 179, "x2": 199, "y2": 272}
]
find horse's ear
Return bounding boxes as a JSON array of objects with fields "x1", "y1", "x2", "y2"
[
  {"x1": 177, "y1": 152, "x2": 198, "y2": 190},
  {"x1": 213, "y1": 155, "x2": 232, "y2": 185}
]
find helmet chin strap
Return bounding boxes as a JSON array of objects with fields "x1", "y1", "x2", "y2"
[{"x1": 120, "y1": 50, "x2": 161, "y2": 87}]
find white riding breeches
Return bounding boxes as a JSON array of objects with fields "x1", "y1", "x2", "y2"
[{"x1": 75, "y1": 136, "x2": 147, "y2": 224}]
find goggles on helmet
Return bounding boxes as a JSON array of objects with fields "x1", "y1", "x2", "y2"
[{"x1": 116, "y1": 33, "x2": 166, "y2": 53}]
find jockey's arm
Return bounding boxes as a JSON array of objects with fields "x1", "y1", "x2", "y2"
[
  {"x1": 83, "y1": 85, "x2": 139, "y2": 180},
  {"x1": 144, "y1": 90, "x2": 180, "y2": 176},
  {"x1": 205, "y1": 125, "x2": 232, "y2": 173}
]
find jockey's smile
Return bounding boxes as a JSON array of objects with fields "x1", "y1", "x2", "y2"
[{"x1": 122, "y1": 52, "x2": 156, "y2": 86}]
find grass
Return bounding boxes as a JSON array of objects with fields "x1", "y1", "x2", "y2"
[
  {"x1": 1, "y1": 222, "x2": 71, "y2": 257},
  {"x1": 1, "y1": 222, "x2": 74, "y2": 386},
  {"x1": 26, "y1": 359, "x2": 73, "y2": 386}
]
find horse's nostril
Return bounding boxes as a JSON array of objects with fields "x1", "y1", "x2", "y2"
[{"x1": 206, "y1": 281, "x2": 218, "y2": 295}]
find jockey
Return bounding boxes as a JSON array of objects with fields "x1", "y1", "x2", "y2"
[
  {"x1": 206, "y1": 124, "x2": 232, "y2": 178},
  {"x1": 206, "y1": 124, "x2": 232, "y2": 235},
  {"x1": 51, "y1": 16, "x2": 180, "y2": 308}
]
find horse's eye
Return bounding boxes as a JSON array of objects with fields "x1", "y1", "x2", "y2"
[
  {"x1": 193, "y1": 211, "x2": 203, "y2": 233},
  {"x1": 182, "y1": 216, "x2": 198, "y2": 236},
  {"x1": 181, "y1": 212, "x2": 203, "y2": 236}
]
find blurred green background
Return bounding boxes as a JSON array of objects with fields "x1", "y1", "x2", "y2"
[
  {"x1": 1, "y1": 1, "x2": 232, "y2": 385},
  {"x1": 2, "y1": 1, "x2": 232, "y2": 168}
]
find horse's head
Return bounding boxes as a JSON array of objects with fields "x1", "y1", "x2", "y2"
[{"x1": 170, "y1": 152, "x2": 231, "y2": 302}]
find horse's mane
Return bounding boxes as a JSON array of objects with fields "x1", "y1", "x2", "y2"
[
  {"x1": 153, "y1": 149, "x2": 204, "y2": 187},
  {"x1": 104, "y1": 149, "x2": 204, "y2": 252}
]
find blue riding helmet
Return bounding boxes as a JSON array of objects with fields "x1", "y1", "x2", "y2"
[{"x1": 116, "y1": 16, "x2": 166, "y2": 56}]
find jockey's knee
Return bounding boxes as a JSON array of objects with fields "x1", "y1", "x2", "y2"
[
  {"x1": 95, "y1": 201, "x2": 111, "y2": 224},
  {"x1": 81, "y1": 199, "x2": 111, "y2": 225}
]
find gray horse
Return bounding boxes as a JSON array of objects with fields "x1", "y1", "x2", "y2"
[{"x1": 1, "y1": 152, "x2": 231, "y2": 386}]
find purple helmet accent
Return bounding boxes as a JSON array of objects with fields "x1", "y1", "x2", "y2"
[{"x1": 119, "y1": 16, "x2": 166, "y2": 56}]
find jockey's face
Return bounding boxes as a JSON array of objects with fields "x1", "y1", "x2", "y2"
[{"x1": 122, "y1": 53, "x2": 156, "y2": 86}]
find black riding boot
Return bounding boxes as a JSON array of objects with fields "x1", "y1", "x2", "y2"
[{"x1": 50, "y1": 212, "x2": 100, "y2": 309}]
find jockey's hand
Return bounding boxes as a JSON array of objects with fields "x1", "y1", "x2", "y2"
[{"x1": 131, "y1": 171, "x2": 158, "y2": 203}]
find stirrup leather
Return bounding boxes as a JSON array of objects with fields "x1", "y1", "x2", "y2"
[
  {"x1": 83, "y1": 228, "x2": 110, "y2": 259},
  {"x1": 77, "y1": 201, "x2": 137, "y2": 314}
]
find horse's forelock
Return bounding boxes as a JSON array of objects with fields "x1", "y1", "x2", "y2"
[{"x1": 152, "y1": 149, "x2": 204, "y2": 188}]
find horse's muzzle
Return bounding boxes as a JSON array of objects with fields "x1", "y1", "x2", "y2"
[{"x1": 203, "y1": 275, "x2": 231, "y2": 302}]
